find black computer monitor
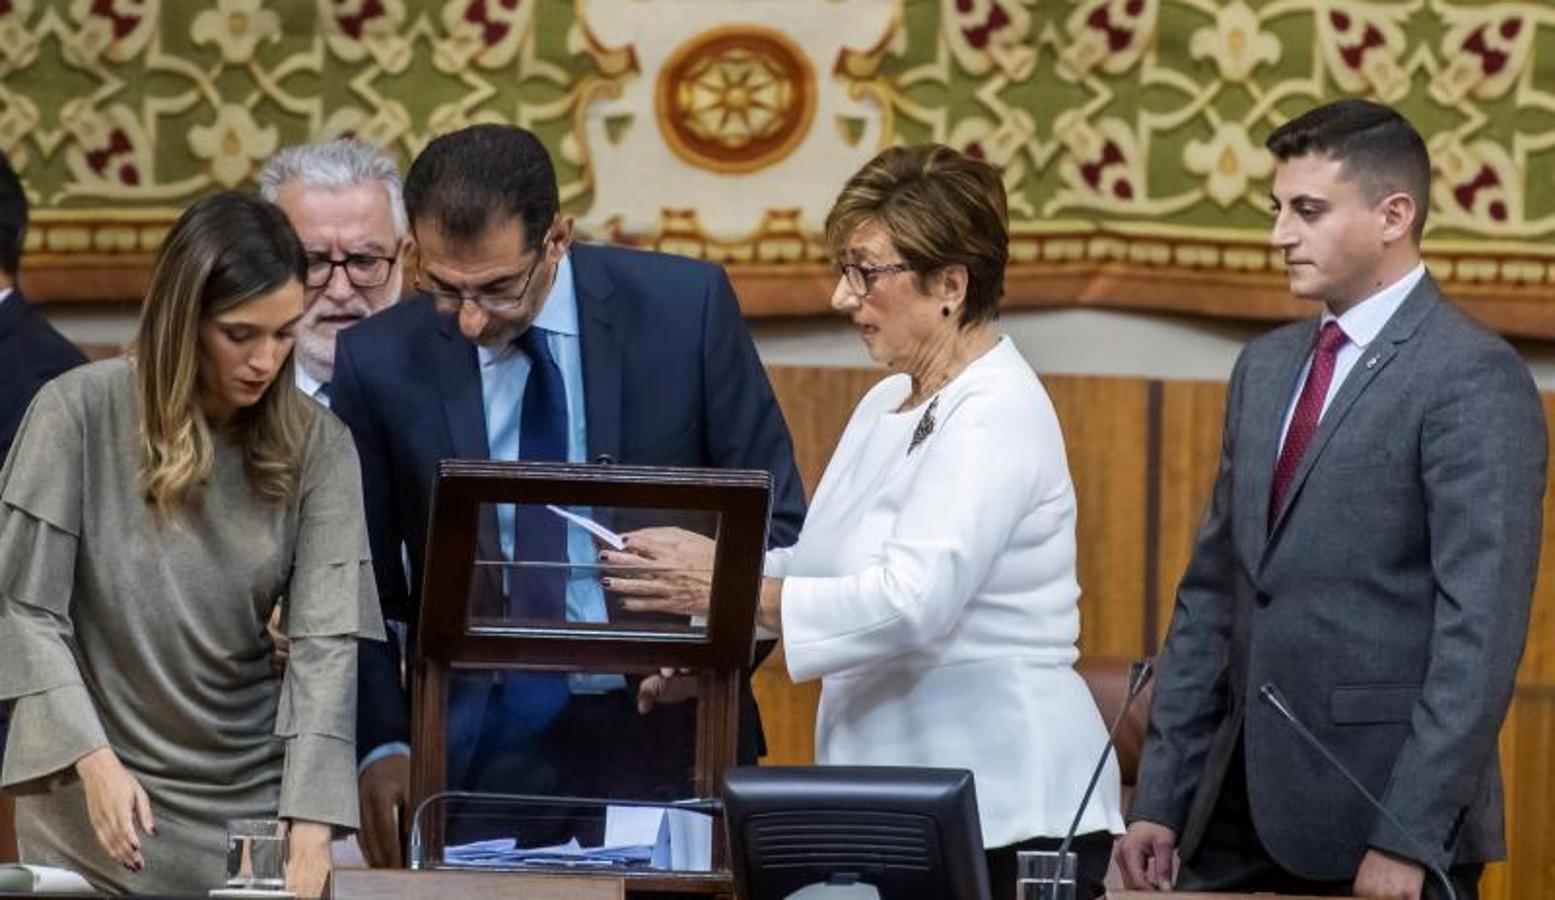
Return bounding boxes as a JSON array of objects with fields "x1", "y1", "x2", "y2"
[{"x1": 722, "y1": 766, "x2": 991, "y2": 900}]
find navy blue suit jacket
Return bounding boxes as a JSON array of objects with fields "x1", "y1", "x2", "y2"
[
  {"x1": 0, "y1": 290, "x2": 87, "y2": 464},
  {"x1": 331, "y1": 242, "x2": 806, "y2": 763}
]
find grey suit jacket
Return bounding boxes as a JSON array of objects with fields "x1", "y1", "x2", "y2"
[{"x1": 1130, "y1": 276, "x2": 1546, "y2": 879}]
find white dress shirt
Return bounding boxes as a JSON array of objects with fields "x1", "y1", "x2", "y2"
[
  {"x1": 1278, "y1": 263, "x2": 1426, "y2": 451},
  {"x1": 294, "y1": 363, "x2": 330, "y2": 408},
  {"x1": 768, "y1": 337, "x2": 1125, "y2": 848}
]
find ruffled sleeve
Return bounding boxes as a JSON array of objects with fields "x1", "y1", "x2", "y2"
[
  {"x1": 0, "y1": 383, "x2": 108, "y2": 789},
  {"x1": 274, "y1": 416, "x2": 385, "y2": 830}
]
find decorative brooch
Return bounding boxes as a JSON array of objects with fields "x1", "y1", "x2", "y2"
[{"x1": 908, "y1": 395, "x2": 938, "y2": 455}]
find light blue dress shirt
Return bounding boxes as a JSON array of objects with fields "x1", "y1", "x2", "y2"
[
  {"x1": 358, "y1": 256, "x2": 620, "y2": 774},
  {"x1": 476, "y1": 255, "x2": 621, "y2": 694}
]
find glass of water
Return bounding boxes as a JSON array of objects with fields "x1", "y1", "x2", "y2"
[
  {"x1": 225, "y1": 818, "x2": 288, "y2": 889},
  {"x1": 1015, "y1": 849, "x2": 1076, "y2": 900}
]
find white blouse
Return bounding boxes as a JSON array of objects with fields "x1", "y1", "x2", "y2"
[{"x1": 769, "y1": 337, "x2": 1125, "y2": 847}]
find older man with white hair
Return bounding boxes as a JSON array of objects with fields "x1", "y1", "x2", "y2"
[
  {"x1": 260, "y1": 140, "x2": 406, "y2": 869},
  {"x1": 259, "y1": 138, "x2": 406, "y2": 406}
]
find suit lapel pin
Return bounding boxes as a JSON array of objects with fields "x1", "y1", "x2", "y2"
[
  {"x1": 1365, "y1": 355, "x2": 1379, "y2": 369},
  {"x1": 908, "y1": 395, "x2": 939, "y2": 455}
]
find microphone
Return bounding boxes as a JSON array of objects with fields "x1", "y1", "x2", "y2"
[
  {"x1": 1258, "y1": 683, "x2": 1457, "y2": 900},
  {"x1": 592, "y1": 453, "x2": 615, "y2": 465},
  {"x1": 1057, "y1": 658, "x2": 1155, "y2": 860}
]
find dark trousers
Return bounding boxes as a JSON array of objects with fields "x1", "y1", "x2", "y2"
[
  {"x1": 1179, "y1": 738, "x2": 1481, "y2": 900},
  {"x1": 985, "y1": 831, "x2": 1112, "y2": 900}
]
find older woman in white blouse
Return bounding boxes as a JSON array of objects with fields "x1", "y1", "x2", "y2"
[{"x1": 606, "y1": 144, "x2": 1123, "y2": 896}]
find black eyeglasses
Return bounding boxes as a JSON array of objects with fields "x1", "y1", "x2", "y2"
[
  {"x1": 838, "y1": 260, "x2": 913, "y2": 295},
  {"x1": 418, "y1": 237, "x2": 551, "y2": 313},
  {"x1": 305, "y1": 248, "x2": 399, "y2": 290}
]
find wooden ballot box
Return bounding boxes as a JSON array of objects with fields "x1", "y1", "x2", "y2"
[{"x1": 403, "y1": 461, "x2": 772, "y2": 893}]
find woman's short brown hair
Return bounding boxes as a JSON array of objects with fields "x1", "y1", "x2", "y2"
[{"x1": 825, "y1": 144, "x2": 1009, "y2": 328}]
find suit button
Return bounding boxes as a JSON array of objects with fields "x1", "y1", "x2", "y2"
[{"x1": 1255, "y1": 593, "x2": 1271, "y2": 607}]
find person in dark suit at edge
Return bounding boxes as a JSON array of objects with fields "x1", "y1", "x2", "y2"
[
  {"x1": 329, "y1": 124, "x2": 806, "y2": 867},
  {"x1": 1116, "y1": 100, "x2": 1545, "y2": 900},
  {"x1": 0, "y1": 149, "x2": 87, "y2": 799},
  {"x1": 0, "y1": 151, "x2": 87, "y2": 466}
]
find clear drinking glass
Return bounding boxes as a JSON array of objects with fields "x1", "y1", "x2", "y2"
[
  {"x1": 1015, "y1": 849, "x2": 1077, "y2": 900},
  {"x1": 225, "y1": 818, "x2": 288, "y2": 889}
]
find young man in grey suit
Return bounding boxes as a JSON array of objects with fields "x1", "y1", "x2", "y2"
[{"x1": 1116, "y1": 101, "x2": 1545, "y2": 899}]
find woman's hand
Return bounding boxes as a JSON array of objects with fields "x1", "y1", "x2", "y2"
[
  {"x1": 74, "y1": 747, "x2": 154, "y2": 872},
  {"x1": 757, "y1": 576, "x2": 784, "y2": 635},
  {"x1": 285, "y1": 820, "x2": 332, "y2": 898},
  {"x1": 635, "y1": 667, "x2": 699, "y2": 714},
  {"x1": 267, "y1": 603, "x2": 290, "y2": 677},
  {"x1": 601, "y1": 527, "x2": 716, "y2": 618}
]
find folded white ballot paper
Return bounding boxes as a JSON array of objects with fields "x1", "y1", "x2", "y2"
[
  {"x1": 546, "y1": 505, "x2": 626, "y2": 550},
  {"x1": 605, "y1": 804, "x2": 713, "y2": 871},
  {"x1": 601, "y1": 804, "x2": 663, "y2": 849},
  {"x1": 654, "y1": 807, "x2": 714, "y2": 871},
  {"x1": 0, "y1": 864, "x2": 95, "y2": 895}
]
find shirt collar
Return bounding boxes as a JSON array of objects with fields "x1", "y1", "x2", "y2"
[
  {"x1": 0, "y1": 287, "x2": 12, "y2": 308},
  {"x1": 1321, "y1": 262, "x2": 1426, "y2": 349},
  {"x1": 294, "y1": 361, "x2": 326, "y2": 399},
  {"x1": 478, "y1": 253, "x2": 578, "y2": 366}
]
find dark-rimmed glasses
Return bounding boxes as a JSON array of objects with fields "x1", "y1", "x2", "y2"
[
  {"x1": 418, "y1": 237, "x2": 551, "y2": 313},
  {"x1": 838, "y1": 260, "x2": 913, "y2": 295},
  {"x1": 305, "y1": 247, "x2": 400, "y2": 290}
]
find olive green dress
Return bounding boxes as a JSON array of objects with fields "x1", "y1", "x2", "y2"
[{"x1": 0, "y1": 358, "x2": 385, "y2": 894}]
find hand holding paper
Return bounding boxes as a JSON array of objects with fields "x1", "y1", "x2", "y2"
[{"x1": 599, "y1": 527, "x2": 716, "y2": 618}]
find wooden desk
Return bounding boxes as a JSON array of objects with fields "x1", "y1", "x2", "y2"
[{"x1": 331, "y1": 867, "x2": 733, "y2": 899}]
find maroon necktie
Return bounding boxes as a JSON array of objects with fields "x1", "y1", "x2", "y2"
[{"x1": 1270, "y1": 321, "x2": 1347, "y2": 526}]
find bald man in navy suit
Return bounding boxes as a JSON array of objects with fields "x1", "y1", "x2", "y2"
[{"x1": 332, "y1": 125, "x2": 805, "y2": 866}]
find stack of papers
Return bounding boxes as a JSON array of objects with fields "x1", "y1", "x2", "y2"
[
  {"x1": 442, "y1": 805, "x2": 712, "y2": 871},
  {"x1": 444, "y1": 836, "x2": 651, "y2": 869}
]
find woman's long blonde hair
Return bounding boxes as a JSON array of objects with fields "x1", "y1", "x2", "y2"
[{"x1": 134, "y1": 192, "x2": 310, "y2": 517}]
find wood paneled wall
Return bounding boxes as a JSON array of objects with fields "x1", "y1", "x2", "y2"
[{"x1": 757, "y1": 365, "x2": 1555, "y2": 900}]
